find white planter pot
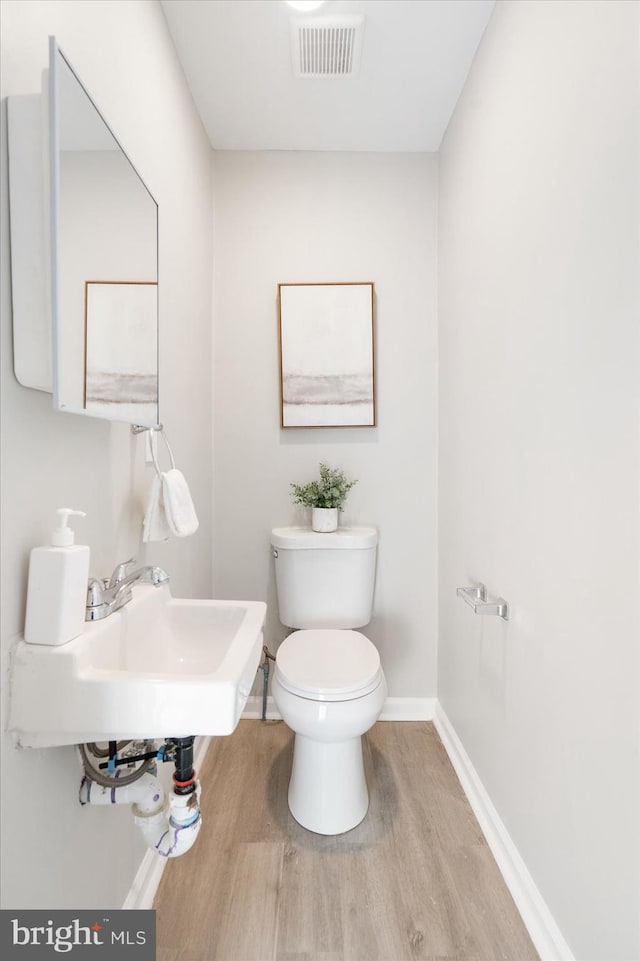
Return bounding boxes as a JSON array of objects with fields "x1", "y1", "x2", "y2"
[{"x1": 311, "y1": 508, "x2": 338, "y2": 533}]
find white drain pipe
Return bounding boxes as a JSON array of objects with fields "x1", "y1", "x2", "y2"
[{"x1": 79, "y1": 772, "x2": 202, "y2": 858}]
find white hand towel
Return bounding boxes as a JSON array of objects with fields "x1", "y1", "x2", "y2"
[
  {"x1": 143, "y1": 474, "x2": 171, "y2": 542},
  {"x1": 162, "y1": 468, "x2": 199, "y2": 537}
]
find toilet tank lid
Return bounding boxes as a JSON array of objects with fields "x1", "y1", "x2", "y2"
[{"x1": 271, "y1": 526, "x2": 377, "y2": 550}]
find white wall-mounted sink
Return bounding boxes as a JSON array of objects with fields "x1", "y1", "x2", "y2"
[{"x1": 9, "y1": 584, "x2": 266, "y2": 749}]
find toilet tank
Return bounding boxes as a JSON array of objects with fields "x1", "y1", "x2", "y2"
[{"x1": 271, "y1": 526, "x2": 377, "y2": 629}]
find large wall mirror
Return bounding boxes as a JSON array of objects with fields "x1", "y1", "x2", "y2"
[{"x1": 50, "y1": 39, "x2": 159, "y2": 426}]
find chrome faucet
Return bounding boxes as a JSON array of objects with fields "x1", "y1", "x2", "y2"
[{"x1": 85, "y1": 558, "x2": 169, "y2": 621}]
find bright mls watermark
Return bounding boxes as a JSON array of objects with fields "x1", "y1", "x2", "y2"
[{"x1": 0, "y1": 910, "x2": 155, "y2": 959}]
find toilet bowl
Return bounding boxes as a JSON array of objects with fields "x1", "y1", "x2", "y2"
[
  {"x1": 270, "y1": 526, "x2": 386, "y2": 835},
  {"x1": 273, "y1": 629, "x2": 387, "y2": 834}
]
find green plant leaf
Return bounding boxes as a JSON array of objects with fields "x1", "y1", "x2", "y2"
[{"x1": 290, "y1": 463, "x2": 357, "y2": 509}]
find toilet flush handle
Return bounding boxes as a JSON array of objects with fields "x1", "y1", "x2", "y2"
[{"x1": 272, "y1": 549, "x2": 278, "y2": 558}]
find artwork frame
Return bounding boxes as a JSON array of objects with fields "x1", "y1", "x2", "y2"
[
  {"x1": 84, "y1": 280, "x2": 158, "y2": 423},
  {"x1": 278, "y1": 281, "x2": 376, "y2": 429}
]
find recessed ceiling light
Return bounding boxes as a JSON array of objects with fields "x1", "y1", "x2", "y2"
[{"x1": 286, "y1": 1, "x2": 326, "y2": 11}]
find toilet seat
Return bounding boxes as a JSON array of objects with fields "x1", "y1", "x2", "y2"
[{"x1": 275, "y1": 629, "x2": 382, "y2": 702}]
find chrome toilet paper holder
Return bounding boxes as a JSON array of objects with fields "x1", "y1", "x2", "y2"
[{"x1": 456, "y1": 584, "x2": 509, "y2": 620}]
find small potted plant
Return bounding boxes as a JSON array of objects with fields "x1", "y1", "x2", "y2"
[{"x1": 290, "y1": 463, "x2": 357, "y2": 533}]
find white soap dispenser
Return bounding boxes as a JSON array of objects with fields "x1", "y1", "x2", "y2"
[{"x1": 24, "y1": 508, "x2": 90, "y2": 646}]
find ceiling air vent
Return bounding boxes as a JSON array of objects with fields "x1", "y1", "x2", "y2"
[{"x1": 290, "y1": 15, "x2": 365, "y2": 78}]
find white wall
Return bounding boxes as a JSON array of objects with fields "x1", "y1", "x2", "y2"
[
  {"x1": 212, "y1": 151, "x2": 438, "y2": 700},
  {"x1": 0, "y1": 0, "x2": 213, "y2": 908},
  {"x1": 438, "y1": 2, "x2": 640, "y2": 959}
]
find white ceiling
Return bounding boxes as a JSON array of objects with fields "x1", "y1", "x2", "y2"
[{"x1": 160, "y1": 0, "x2": 495, "y2": 152}]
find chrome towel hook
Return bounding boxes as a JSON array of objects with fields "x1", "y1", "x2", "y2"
[{"x1": 131, "y1": 423, "x2": 163, "y2": 434}]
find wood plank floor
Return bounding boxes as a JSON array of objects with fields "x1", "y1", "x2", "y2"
[{"x1": 154, "y1": 721, "x2": 538, "y2": 961}]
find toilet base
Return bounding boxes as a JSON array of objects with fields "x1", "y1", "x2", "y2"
[{"x1": 288, "y1": 733, "x2": 369, "y2": 835}]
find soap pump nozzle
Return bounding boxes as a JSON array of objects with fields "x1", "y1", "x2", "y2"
[{"x1": 52, "y1": 508, "x2": 86, "y2": 547}]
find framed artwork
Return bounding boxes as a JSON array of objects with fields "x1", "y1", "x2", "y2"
[
  {"x1": 278, "y1": 281, "x2": 376, "y2": 428},
  {"x1": 84, "y1": 281, "x2": 158, "y2": 422}
]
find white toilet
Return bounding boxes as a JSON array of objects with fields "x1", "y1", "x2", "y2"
[{"x1": 271, "y1": 525, "x2": 387, "y2": 835}]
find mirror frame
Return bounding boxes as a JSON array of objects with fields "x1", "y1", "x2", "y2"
[{"x1": 49, "y1": 37, "x2": 160, "y2": 428}]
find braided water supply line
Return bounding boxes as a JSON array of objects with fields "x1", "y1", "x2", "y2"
[{"x1": 259, "y1": 645, "x2": 276, "y2": 720}]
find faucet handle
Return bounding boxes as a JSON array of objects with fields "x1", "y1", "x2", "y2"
[
  {"x1": 85, "y1": 578, "x2": 109, "y2": 621},
  {"x1": 108, "y1": 557, "x2": 137, "y2": 588},
  {"x1": 86, "y1": 578, "x2": 103, "y2": 605}
]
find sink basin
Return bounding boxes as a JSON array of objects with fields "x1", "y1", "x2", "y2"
[{"x1": 9, "y1": 584, "x2": 266, "y2": 748}]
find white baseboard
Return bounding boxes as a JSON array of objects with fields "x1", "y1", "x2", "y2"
[
  {"x1": 122, "y1": 736, "x2": 211, "y2": 910},
  {"x1": 242, "y1": 694, "x2": 435, "y2": 722},
  {"x1": 122, "y1": 845, "x2": 165, "y2": 912},
  {"x1": 379, "y1": 696, "x2": 435, "y2": 721},
  {"x1": 433, "y1": 703, "x2": 574, "y2": 961},
  {"x1": 241, "y1": 694, "x2": 281, "y2": 720}
]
